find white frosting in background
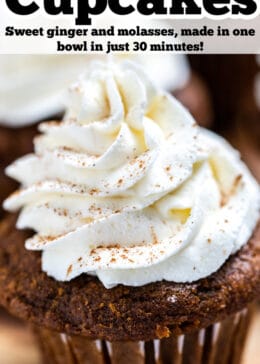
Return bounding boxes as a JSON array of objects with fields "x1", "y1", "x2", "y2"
[
  {"x1": 4, "y1": 61, "x2": 259, "y2": 289},
  {"x1": 0, "y1": 55, "x2": 91, "y2": 126}
]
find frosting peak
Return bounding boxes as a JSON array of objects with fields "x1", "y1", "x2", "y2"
[{"x1": 4, "y1": 61, "x2": 260, "y2": 288}]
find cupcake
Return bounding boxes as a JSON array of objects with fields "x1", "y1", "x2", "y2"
[{"x1": 1, "y1": 60, "x2": 259, "y2": 364}]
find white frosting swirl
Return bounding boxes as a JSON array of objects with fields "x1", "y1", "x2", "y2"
[{"x1": 4, "y1": 61, "x2": 259, "y2": 289}]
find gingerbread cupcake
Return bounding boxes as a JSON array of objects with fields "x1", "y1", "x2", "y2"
[{"x1": 1, "y1": 60, "x2": 259, "y2": 364}]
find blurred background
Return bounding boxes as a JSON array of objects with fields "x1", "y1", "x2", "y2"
[{"x1": 0, "y1": 53, "x2": 259, "y2": 363}]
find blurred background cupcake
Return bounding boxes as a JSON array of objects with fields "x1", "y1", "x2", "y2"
[{"x1": 0, "y1": 59, "x2": 259, "y2": 364}]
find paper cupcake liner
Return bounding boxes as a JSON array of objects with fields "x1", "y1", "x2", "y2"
[{"x1": 34, "y1": 307, "x2": 252, "y2": 364}]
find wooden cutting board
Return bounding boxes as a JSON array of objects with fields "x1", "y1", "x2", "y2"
[{"x1": 0, "y1": 309, "x2": 259, "y2": 364}]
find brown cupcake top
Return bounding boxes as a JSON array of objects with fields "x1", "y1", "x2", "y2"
[{"x1": 0, "y1": 214, "x2": 259, "y2": 342}]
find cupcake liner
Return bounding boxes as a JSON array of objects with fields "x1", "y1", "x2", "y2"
[{"x1": 34, "y1": 307, "x2": 252, "y2": 364}]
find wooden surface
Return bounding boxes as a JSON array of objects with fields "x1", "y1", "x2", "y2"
[{"x1": 0, "y1": 308, "x2": 259, "y2": 364}]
